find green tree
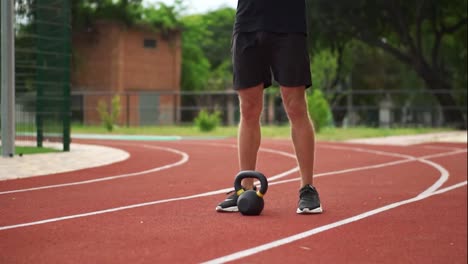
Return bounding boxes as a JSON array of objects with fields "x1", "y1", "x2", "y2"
[
  {"x1": 72, "y1": 0, "x2": 143, "y2": 29},
  {"x1": 180, "y1": 8, "x2": 235, "y2": 91},
  {"x1": 200, "y1": 8, "x2": 236, "y2": 70},
  {"x1": 307, "y1": 90, "x2": 333, "y2": 132},
  {"x1": 180, "y1": 14, "x2": 211, "y2": 91},
  {"x1": 140, "y1": 0, "x2": 184, "y2": 36},
  {"x1": 97, "y1": 95, "x2": 121, "y2": 132},
  {"x1": 200, "y1": 8, "x2": 236, "y2": 90},
  {"x1": 194, "y1": 109, "x2": 221, "y2": 132},
  {"x1": 71, "y1": 0, "x2": 185, "y2": 33},
  {"x1": 310, "y1": 49, "x2": 338, "y2": 92},
  {"x1": 307, "y1": 0, "x2": 468, "y2": 128}
]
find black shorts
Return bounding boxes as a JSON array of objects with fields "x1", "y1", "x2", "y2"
[{"x1": 232, "y1": 31, "x2": 312, "y2": 90}]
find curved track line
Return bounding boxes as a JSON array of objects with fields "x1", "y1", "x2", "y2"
[
  {"x1": 182, "y1": 142, "x2": 461, "y2": 187},
  {"x1": 201, "y1": 149, "x2": 465, "y2": 263},
  {"x1": 179, "y1": 142, "x2": 416, "y2": 183},
  {"x1": 318, "y1": 146, "x2": 466, "y2": 194},
  {"x1": 178, "y1": 142, "x2": 301, "y2": 182},
  {"x1": 0, "y1": 142, "x2": 300, "y2": 195},
  {"x1": 0, "y1": 146, "x2": 463, "y2": 231},
  {"x1": 4, "y1": 140, "x2": 442, "y2": 195},
  {"x1": 423, "y1": 145, "x2": 465, "y2": 151},
  {"x1": 0, "y1": 145, "x2": 189, "y2": 195},
  {"x1": 321, "y1": 144, "x2": 417, "y2": 159},
  {"x1": 266, "y1": 149, "x2": 465, "y2": 188},
  {"x1": 416, "y1": 159, "x2": 449, "y2": 197},
  {"x1": 201, "y1": 181, "x2": 467, "y2": 264}
]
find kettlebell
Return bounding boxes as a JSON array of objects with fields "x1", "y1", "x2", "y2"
[{"x1": 234, "y1": 170, "x2": 269, "y2": 216}]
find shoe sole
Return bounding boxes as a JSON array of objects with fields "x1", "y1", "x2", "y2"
[
  {"x1": 216, "y1": 206, "x2": 323, "y2": 213},
  {"x1": 296, "y1": 206, "x2": 323, "y2": 214},
  {"x1": 215, "y1": 206, "x2": 238, "y2": 212}
]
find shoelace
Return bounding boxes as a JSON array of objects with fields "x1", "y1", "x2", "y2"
[{"x1": 300, "y1": 187, "x2": 315, "y2": 198}]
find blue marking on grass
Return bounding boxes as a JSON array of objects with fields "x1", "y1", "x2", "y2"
[
  {"x1": 72, "y1": 134, "x2": 182, "y2": 141},
  {"x1": 72, "y1": 134, "x2": 229, "y2": 141}
]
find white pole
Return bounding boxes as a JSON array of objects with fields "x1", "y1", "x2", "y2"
[{"x1": 1, "y1": 0, "x2": 15, "y2": 157}]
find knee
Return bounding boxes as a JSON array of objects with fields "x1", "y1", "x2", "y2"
[
  {"x1": 281, "y1": 88, "x2": 310, "y2": 123},
  {"x1": 284, "y1": 101, "x2": 309, "y2": 123},
  {"x1": 240, "y1": 101, "x2": 262, "y2": 124}
]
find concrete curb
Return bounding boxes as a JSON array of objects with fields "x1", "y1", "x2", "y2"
[
  {"x1": 0, "y1": 142, "x2": 129, "y2": 181},
  {"x1": 1, "y1": 131, "x2": 465, "y2": 181}
]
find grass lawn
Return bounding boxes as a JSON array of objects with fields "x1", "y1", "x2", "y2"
[
  {"x1": 3, "y1": 125, "x2": 455, "y2": 156},
  {"x1": 0, "y1": 146, "x2": 59, "y2": 156},
  {"x1": 71, "y1": 124, "x2": 454, "y2": 141}
]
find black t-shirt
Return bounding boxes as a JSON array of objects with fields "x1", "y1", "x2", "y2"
[{"x1": 234, "y1": 0, "x2": 307, "y2": 34}]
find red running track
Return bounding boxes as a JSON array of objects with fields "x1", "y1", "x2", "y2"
[{"x1": 0, "y1": 138, "x2": 466, "y2": 264}]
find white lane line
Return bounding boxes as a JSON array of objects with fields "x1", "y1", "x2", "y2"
[
  {"x1": 201, "y1": 181, "x2": 467, "y2": 264},
  {"x1": 256, "y1": 147, "x2": 299, "y2": 182},
  {"x1": 0, "y1": 188, "x2": 230, "y2": 231},
  {"x1": 0, "y1": 142, "x2": 300, "y2": 195},
  {"x1": 421, "y1": 149, "x2": 467, "y2": 160},
  {"x1": 200, "y1": 148, "x2": 466, "y2": 263},
  {"x1": 180, "y1": 142, "x2": 415, "y2": 183},
  {"x1": 320, "y1": 144, "x2": 416, "y2": 159},
  {"x1": 0, "y1": 147, "x2": 463, "y2": 231},
  {"x1": 1, "y1": 140, "x2": 439, "y2": 196},
  {"x1": 267, "y1": 149, "x2": 466, "y2": 187},
  {"x1": 176, "y1": 142, "x2": 411, "y2": 188},
  {"x1": 266, "y1": 149, "x2": 466, "y2": 191},
  {"x1": 423, "y1": 145, "x2": 465, "y2": 151},
  {"x1": 415, "y1": 149, "x2": 467, "y2": 197},
  {"x1": 180, "y1": 142, "x2": 301, "y2": 182},
  {"x1": 0, "y1": 145, "x2": 189, "y2": 195},
  {"x1": 319, "y1": 146, "x2": 465, "y2": 196},
  {"x1": 416, "y1": 159, "x2": 449, "y2": 197}
]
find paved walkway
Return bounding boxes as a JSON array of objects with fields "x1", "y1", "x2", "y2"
[
  {"x1": 0, "y1": 131, "x2": 466, "y2": 181},
  {"x1": 0, "y1": 142, "x2": 129, "y2": 181}
]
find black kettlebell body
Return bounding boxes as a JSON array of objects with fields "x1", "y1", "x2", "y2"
[{"x1": 234, "y1": 171, "x2": 268, "y2": 216}]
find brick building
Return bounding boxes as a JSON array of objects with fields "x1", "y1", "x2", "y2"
[{"x1": 71, "y1": 20, "x2": 182, "y2": 126}]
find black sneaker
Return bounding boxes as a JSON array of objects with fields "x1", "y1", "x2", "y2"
[
  {"x1": 297, "y1": 185, "x2": 323, "y2": 214},
  {"x1": 215, "y1": 186, "x2": 256, "y2": 212}
]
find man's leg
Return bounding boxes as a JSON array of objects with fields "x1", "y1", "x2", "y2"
[
  {"x1": 216, "y1": 31, "x2": 268, "y2": 212},
  {"x1": 280, "y1": 86, "x2": 315, "y2": 187},
  {"x1": 281, "y1": 86, "x2": 322, "y2": 213},
  {"x1": 237, "y1": 84, "x2": 264, "y2": 189}
]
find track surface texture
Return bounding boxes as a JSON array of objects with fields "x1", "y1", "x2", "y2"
[{"x1": 1, "y1": 138, "x2": 466, "y2": 264}]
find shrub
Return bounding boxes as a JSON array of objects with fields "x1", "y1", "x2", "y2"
[
  {"x1": 307, "y1": 89, "x2": 333, "y2": 132},
  {"x1": 97, "y1": 95, "x2": 121, "y2": 132},
  {"x1": 194, "y1": 109, "x2": 221, "y2": 132}
]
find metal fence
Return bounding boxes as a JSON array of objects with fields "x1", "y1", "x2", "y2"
[
  {"x1": 70, "y1": 89, "x2": 467, "y2": 128},
  {"x1": 1, "y1": 0, "x2": 71, "y2": 153}
]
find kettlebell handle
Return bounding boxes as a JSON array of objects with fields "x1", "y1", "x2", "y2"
[{"x1": 234, "y1": 170, "x2": 268, "y2": 197}]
